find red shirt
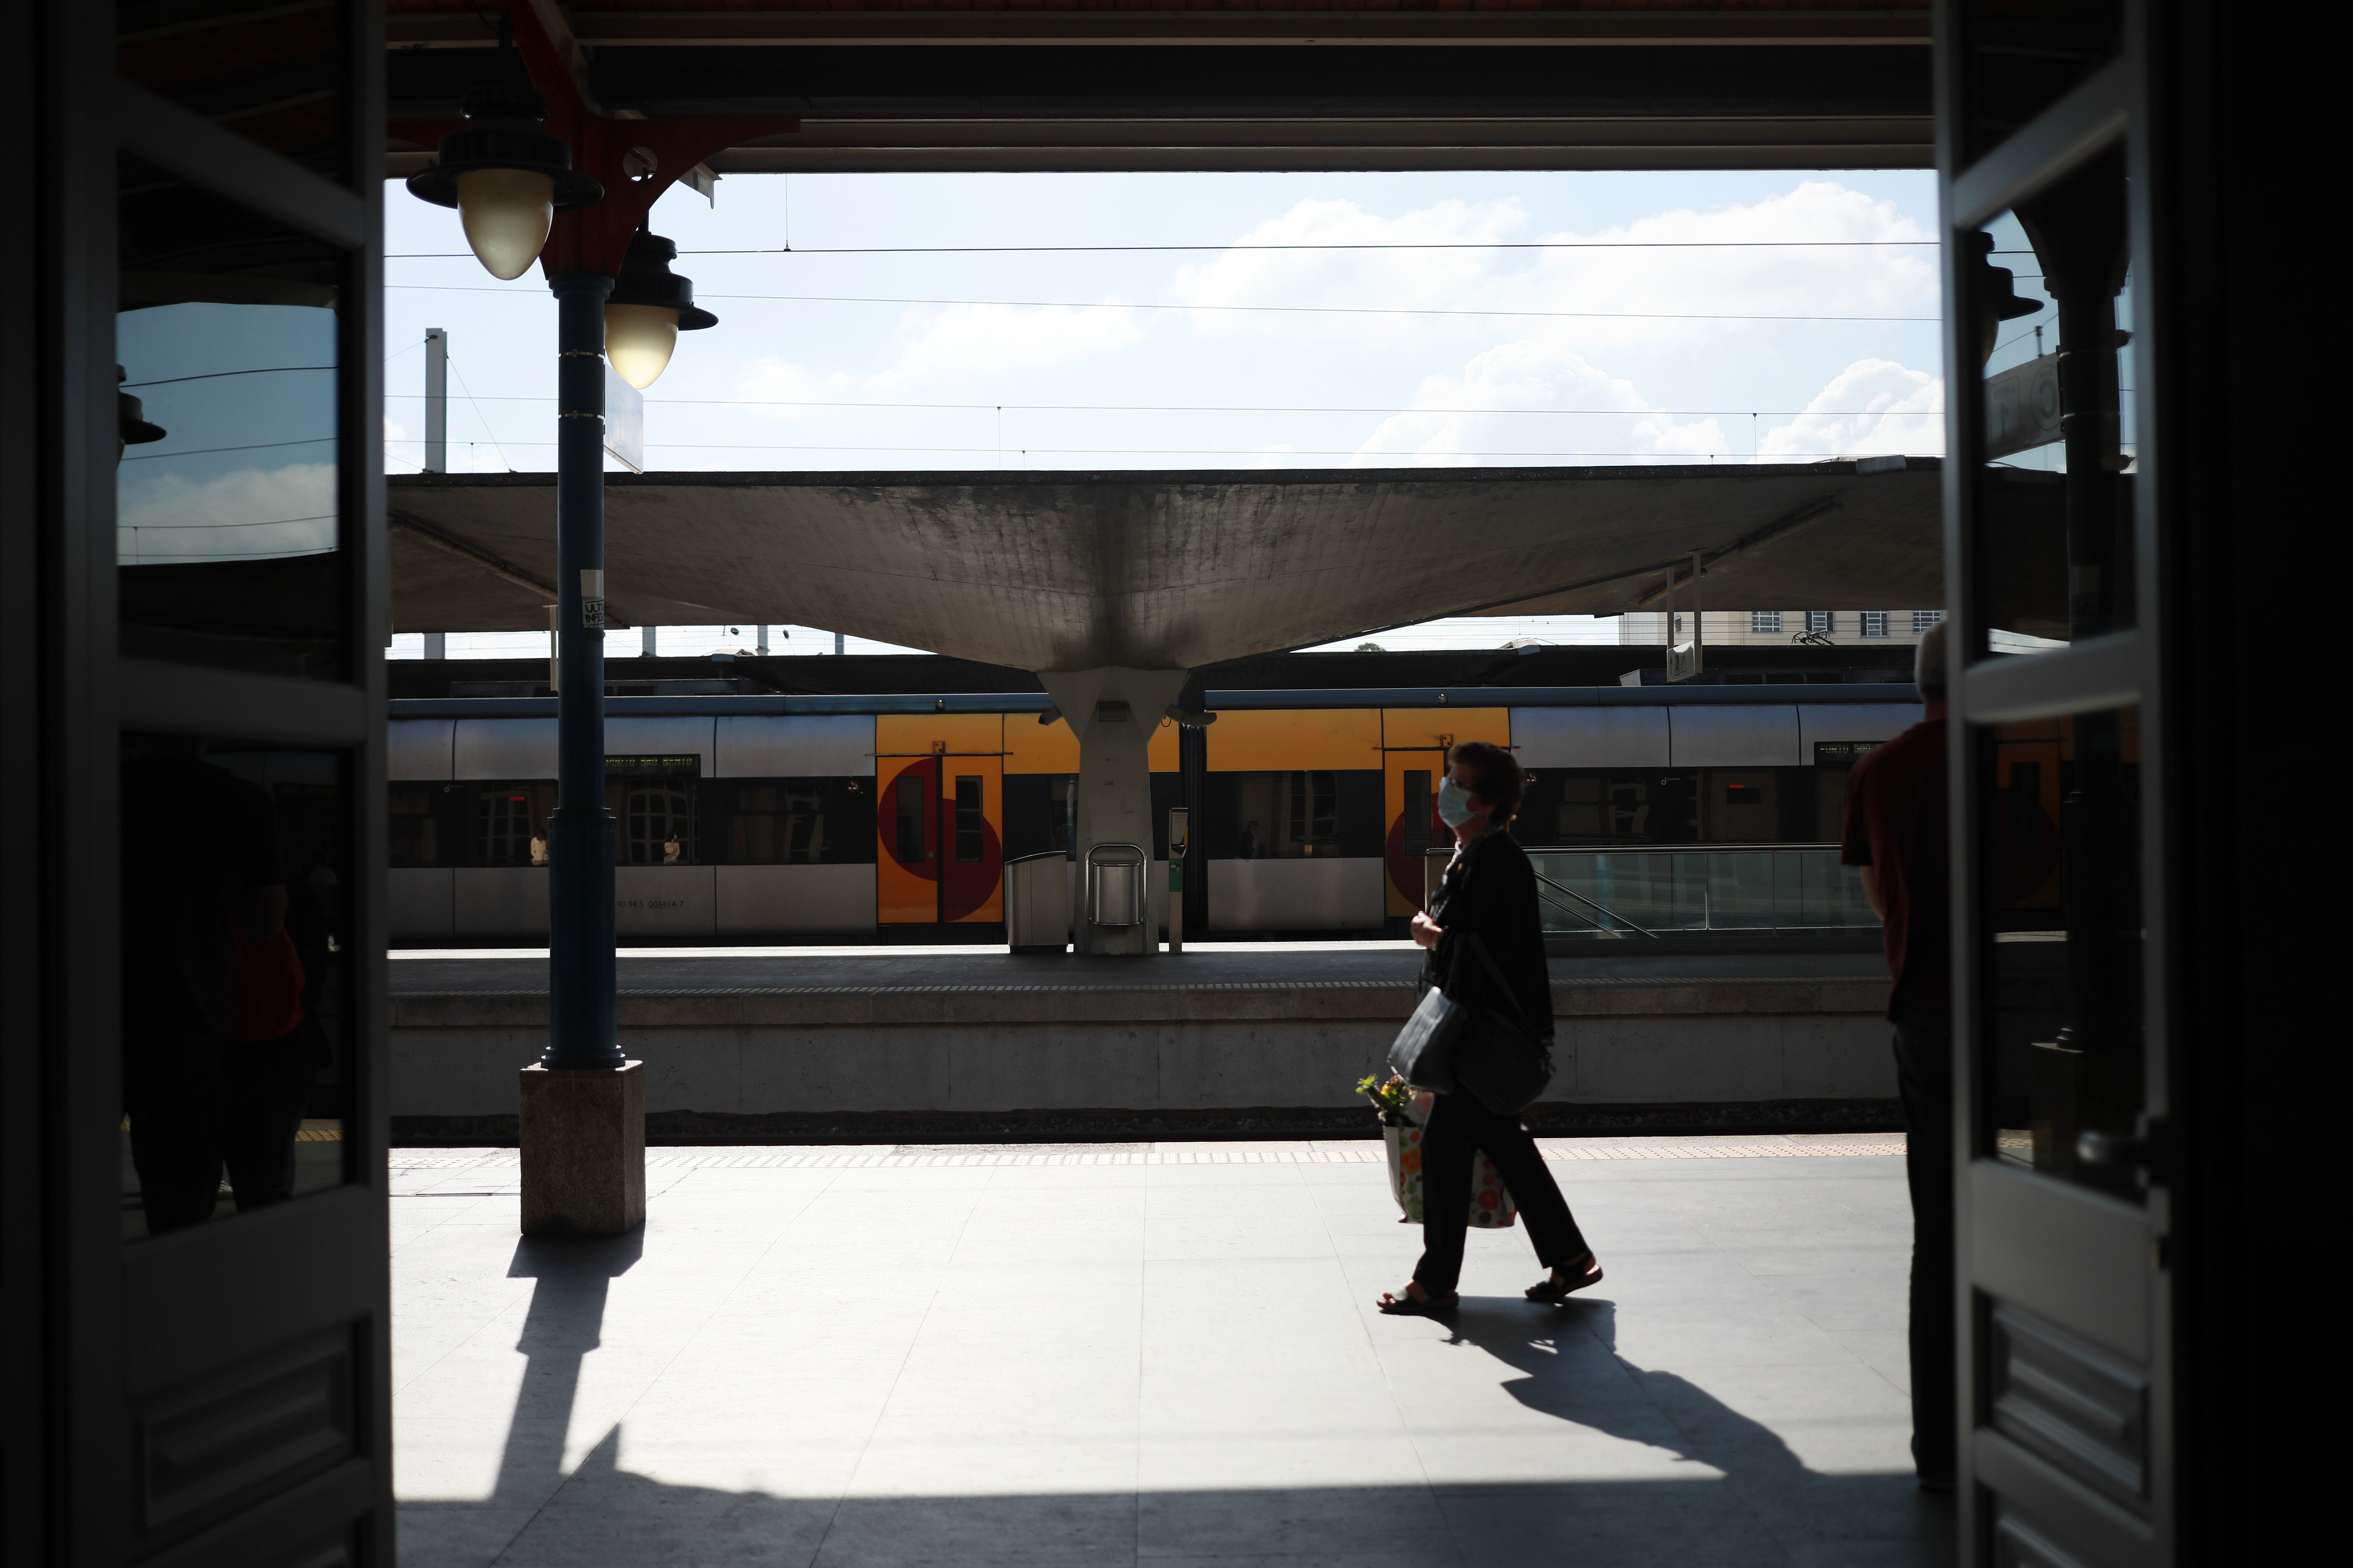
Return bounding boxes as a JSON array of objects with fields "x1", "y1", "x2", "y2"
[{"x1": 1841, "y1": 718, "x2": 1950, "y2": 1020}]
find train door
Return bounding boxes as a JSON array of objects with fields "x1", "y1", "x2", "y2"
[
  {"x1": 1381, "y1": 709, "x2": 1510, "y2": 916},
  {"x1": 876, "y1": 716, "x2": 1005, "y2": 926},
  {"x1": 1382, "y1": 750, "x2": 1443, "y2": 915}
]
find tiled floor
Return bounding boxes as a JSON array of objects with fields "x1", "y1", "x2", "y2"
[{"x1": 393, "y1": 1138, "x2": 1951, "y2": 1567}]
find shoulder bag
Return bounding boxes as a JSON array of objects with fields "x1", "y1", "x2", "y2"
[{"x1": 1446, "y1": 933, "x2": 1557, "y2": 1116}]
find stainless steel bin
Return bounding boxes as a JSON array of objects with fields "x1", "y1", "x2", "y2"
[
  {"x1": 1086, "y1": 842, "x2": 1148, "y2": 929},
  {"x1": 1004, "y1": 850, "x2": 1072, "y2": 953}
]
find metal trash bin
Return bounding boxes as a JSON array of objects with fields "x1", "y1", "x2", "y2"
[
  {"x1": 1086, "y1": 842, "x2": 1148, "y2": 928},
  {"x1": 1004, "y1": 850, "x2": 1072, "y2": 954}
]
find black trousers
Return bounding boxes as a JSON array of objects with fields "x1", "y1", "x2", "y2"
[
  {"x1": 129, "y1": 1032, "x2": 318, "y2": 1235},
  {"x1": 1893, "y1": 1012, "x2": 1957, "y2": 1482},
  {"x1": 1411, "y1": 1090, "x2": 1589, "y2": 1296}
]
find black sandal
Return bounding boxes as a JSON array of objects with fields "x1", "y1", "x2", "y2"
[
  {"x1": 1525, "y1": 1255, "x2": 1604, "y2": 1303},
  {"x1": 1377, "y1": 1286, "x2": 1459, "y2": 1316}
]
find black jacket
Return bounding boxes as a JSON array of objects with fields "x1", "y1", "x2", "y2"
[{"x1": 1421, "y1": 827, "x2": 1554, "y2": 1037}]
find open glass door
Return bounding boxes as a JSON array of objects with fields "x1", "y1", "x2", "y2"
[{"x1": 1939, "y1": 2, "x2": 2171, "y2": 1562}]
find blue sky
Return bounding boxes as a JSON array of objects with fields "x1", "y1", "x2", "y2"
[{"x1": 381, "y1": 167, "x2": 1945, "y2": 656}]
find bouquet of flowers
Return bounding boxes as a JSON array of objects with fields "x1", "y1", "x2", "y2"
[{"x1": 1354, "y1": 1075, "x2": 1518, "y2": 1229}]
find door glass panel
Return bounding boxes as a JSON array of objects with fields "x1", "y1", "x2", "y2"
[
  {"x1": 1960, "y1": 0, "x2": 2125, "y2": 166},
  {"x1": 121, "y1": 736, "x2": 354, "y2": 1240},
  {"x1": 117, "y1": 157, "x2": 348, "y2": 679},
  {"x1": 954, "y1": 776, "x2": 985, "y2": 863},
  {"x1": 896, "y1": 773, "x2": 928, "y2": 863},
  {"x1": 1979, "y1": 708, "x2": 2145, "y2": 1202},
  {"x1": 1970, "y1": 146, "x2": 2137, "y2": 658},
  {"x1": 118, "y1": 0, "x2": 352, "y2": 184}
]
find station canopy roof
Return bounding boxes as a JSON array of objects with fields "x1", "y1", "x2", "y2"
[{"x1": 388, "y1": 459, "x2": 1954, "y2": 672}]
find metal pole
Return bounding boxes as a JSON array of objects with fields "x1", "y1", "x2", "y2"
[
  {"x1": 424, "y1": 327, "x2": 447, "y2": 473},
  {"x1": 1690, "y1": 549, "x2": 1705, "y2": 676},
  {"x1": 545, "y1": 273, "x2": 622, "y2": 1071}
]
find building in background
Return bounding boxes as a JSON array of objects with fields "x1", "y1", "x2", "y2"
[{"x1": 1617, "y1": 610, "x2": 1945, "y2": 647}]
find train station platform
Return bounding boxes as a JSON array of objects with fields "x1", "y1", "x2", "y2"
[
  {"x1": 391, "y1": 1135, "x2": 1947, "y2": 1568},
  {"x1": 389, "y1": 945, "x2": 1897, "y2": 1143}
]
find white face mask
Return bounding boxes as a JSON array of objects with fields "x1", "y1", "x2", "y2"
[{"x1": 1435, "y1": 778, "x2": 1480, "y2": 828}]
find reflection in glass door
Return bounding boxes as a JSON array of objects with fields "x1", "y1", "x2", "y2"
[{"x1": 1945, "y1": 14, "x2": 2171, "y2": 1563}]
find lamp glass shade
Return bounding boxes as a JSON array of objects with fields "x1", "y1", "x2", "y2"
[
  {"x1": 605, "y1": 303, "x2": 680, "y2": 389},
  {"x1": 455, "y1": 168, "x2": 556, "y2": 281}
]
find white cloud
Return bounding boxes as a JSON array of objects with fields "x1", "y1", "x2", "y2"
[
  {"x1": 1174, "y1": 196, "x2": 1527, "y2": 341},
  {"x1": 1169, "y1": 181, "x2": 1935, "y2": 355},
  {"x1": 118, "y1": 462, "x2": 337, "y2": 563},
  {"x1": 1354, "y1": 338, "x2": 1723, "y2": 466},
  {"x1": 871, "y1": 302, "x2": 1145, "y2": 390},
  {"x1": 732, "y1": 301, "x2": 1146, "y2": 408},
  {"x1": 1759, "y1": 358, "x2": 1945, "y2": 461}
]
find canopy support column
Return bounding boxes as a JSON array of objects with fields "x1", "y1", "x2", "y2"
[{"x1": 1039, "y1": 668, "x2": 1189, "y2": 957}]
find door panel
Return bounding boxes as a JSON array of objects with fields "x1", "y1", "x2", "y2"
[
  {"x1": 939, "y1": 760, "x2": 1004, "y2": 923},
  {"x1": 1382, "y1": 750, "x2": 1443, "y2": 916},
  {"x1": 876, "y1": 755, "x2": 940, "y2": 923},
  {"x1": 1945, "y1": 26, "x2": 2167, "y2": 1566}
]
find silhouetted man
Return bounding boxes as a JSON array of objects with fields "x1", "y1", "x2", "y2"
[{"x1": 1841, "y1": 620, "x2": 1954, "y2": 1490}]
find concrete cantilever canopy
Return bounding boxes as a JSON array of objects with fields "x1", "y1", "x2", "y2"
[{"x1": 389, "y1": 460, "x2": 1954, "y2": 670}]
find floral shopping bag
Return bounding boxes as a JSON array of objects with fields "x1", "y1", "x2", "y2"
[{"x1": 1381, "y1": 1098, "x2": 1518, "y2": 1229}]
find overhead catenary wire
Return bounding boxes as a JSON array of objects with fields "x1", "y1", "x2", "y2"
[
  {"x1": 388, "y1": 239, "x2": 1942, "y2": 259},
  {"x1": 381, "y1": 392, "x2": 1947, "y2": 418},
  {"x1": 387, "y1": 285, "x2": 1937, "y2": 323},
  {"x1": 374, "y1": 441, "x2": 1920, "y2": 459}
]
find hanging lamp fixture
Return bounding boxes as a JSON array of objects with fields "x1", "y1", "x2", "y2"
[
  {"x1": 603, "y1": 230, "x2": 718, "y2": 389},
  {"x1": 1971, "y1": 232, "x2": 2044, "y2": 363},
  {"x1": 406, "y1": 84, "x2": 604, "y2": 279}
]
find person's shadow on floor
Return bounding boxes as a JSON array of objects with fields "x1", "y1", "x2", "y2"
[{"x1": 1438, "y1": 1295, "x2": 1950, "y2": 1556}]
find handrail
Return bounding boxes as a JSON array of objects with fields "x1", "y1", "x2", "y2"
[{"x1": 1530, "y1": 869, "x2": 1658, "y2": 939}]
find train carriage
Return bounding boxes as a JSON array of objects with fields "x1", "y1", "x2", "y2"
[{"x1": 385, "y1": 666, "x2": 1923, "y2": 945}]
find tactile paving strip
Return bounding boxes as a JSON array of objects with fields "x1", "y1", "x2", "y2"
[{"x1": 390, "y1": 1134, "x2": 1904, "y2": 1176}]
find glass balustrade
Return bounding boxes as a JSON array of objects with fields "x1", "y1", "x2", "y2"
[{"x1": 1526, "y1": 846, "x2": 1880, "y2": 937}]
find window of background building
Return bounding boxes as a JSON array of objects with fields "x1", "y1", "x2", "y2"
[
  {"x1": 1913, "y1": 610, "x2": 1945, "y2": 634},
  {"x1": 1808, "y1": 611, "x2": 1835, "y2": 634},
  {"x1": 1751, "y1": 611, "x2": 1784, "y2": 635},
  {"x1": 1862, "y1": 612, "x2": 1891, "y2": 638}
]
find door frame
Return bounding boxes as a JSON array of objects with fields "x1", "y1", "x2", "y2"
[
  {"x1": 4, "y1": 4, "x2": 396, "y2": 1563},
  {"x1": 1937, "y1": 4, "x2": 2174, "y2": 1562}
]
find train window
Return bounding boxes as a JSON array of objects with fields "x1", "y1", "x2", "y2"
[
  {"x1": 1285, "y1": 770, "x2": 1339, "y2": 855},
  {"x1": 1707, "y1": 772, "x2": 1779, "y2": 841},
  {"x1": 605, "y1": 756, "x2": 698, "y2": 865},
  {"x1": 473, "y1": 784, "x2": 555, "y2": 866},
  {"x1": 954, "y1": 776, "x2": 985, "y2": 863},
  {"x1": 1555, "y1": 776, "x2": 1606, "y2": 839},
  {"x1": 388, "y1": 782, "x2": 438, "y2": 867},
  {"x1": 895, "y1": 774, "x2": 928, "y2": 863},
  {"x1": 729, "y1": 782, "x2": 820, "y2": 863},
  {"x1": 121, "y1": 736, "x2": 355, "y2": 1240}
]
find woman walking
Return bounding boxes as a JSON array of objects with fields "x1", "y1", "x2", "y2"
[{"x1": 1378, "y1": 741, "x2": 1603, "y2": 1315}]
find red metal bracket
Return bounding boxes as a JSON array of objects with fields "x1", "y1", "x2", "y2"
[{"x1": 505, "y1": 1, "x2": 799, "y2": 280}]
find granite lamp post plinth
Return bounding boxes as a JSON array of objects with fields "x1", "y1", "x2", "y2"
[{"x1": 519, "y1": 1060, "x2": 645, "y2": 1236}]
